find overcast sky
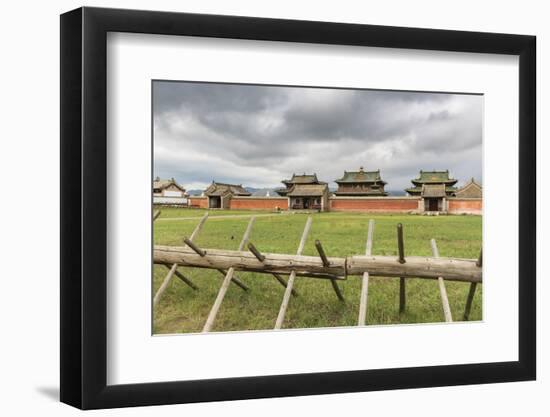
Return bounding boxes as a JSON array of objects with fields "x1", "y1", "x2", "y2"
[{"x1": 153, "y1": 81, "x2": 482, "y2": 191}]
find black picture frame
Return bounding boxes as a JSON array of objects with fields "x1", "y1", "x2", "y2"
[{"x1": 60, "y1": 6, "x2": 536, "y2": 410}]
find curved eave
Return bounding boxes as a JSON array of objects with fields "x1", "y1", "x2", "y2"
[
  {"x1": 411, "y1": 179, "x2": 458, "y2": 186},
  {"x1": 335, "y1": 180, "x2": 385, "y2": 185}
]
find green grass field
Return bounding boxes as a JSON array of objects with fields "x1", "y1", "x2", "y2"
[{"x1": 153, "y1": 208, "x2": 482, "y2": 333}]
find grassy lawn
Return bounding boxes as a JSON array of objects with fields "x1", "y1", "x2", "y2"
[{"x1": 153, "y1": 210, "x2": 482, "y2": 333}]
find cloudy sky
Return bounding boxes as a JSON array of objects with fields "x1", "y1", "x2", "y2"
[{"x1": 153, "y1": 81, "x2": 482, "y2": 192}]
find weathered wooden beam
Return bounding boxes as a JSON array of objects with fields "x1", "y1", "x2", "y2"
[
  {"x1": 152, "y1": 213, "x2": 207, "y2": 307},
  {"x1": 275, "y1": 217, "x2": 312, "y2": 329},
  {"x1": 358, "y1": 219, "x2": 374, "y2": 326},
  {"x1": 202, "y1": 217, "x2": 256, "y2": 333},
  {"x1": 314, "y1": 240, "x2": 330, "y2": 267},
  {"x1": 214, "y1": 269, "x2": 249, "y2": 291},
  {"x1": 248, "y1": 242, "x2": 266, "y2": 262},
  {"x1": 154, "y1": 247, "x2": 482, "y2": 283},
  {"x1": 163, "y1": 264, "x2": 198, "y2": 291},
  {"x1": 463, "y1": 283, "x2": 478, "y2": 321},
  {"x1": 183, "y1": 238, "x2": 207, "y2": 257},
  {"x1": 315, "y1": 240, "x2": 344, "y2": 302},
  {"x1": 271, "y1": 273, "x2": 299, "y2": 297},
  {"x1": 464, "y1": 249, "x2": 482, "y2": 321},
  {"x1": 189, "y1": 212, "x2": 209, "y2": 241},
  {"x1": 154, "y1": 246, "x2": 345, "y2": 279},
  {"x1": 248, "y1": 242, "x2": 298, "y2": 296},
  {"x1": 397, "y1": 223, "x2": 406, "y2": 314},
  {"x1": 184, "y1": 229, "x2": 249, "y2": 291},
  {"x1": 153, "y1": 263, "x2": 178, "y2": 308},
  {"x1": 153, "y1": 210, "x2": 161, "y2": 221},
  {"x1": 431, "y1": 239, "x2": 453, "y2": 323},
  {"x1": 346, "y1": 255, "x2": 481, "y2": 283}
]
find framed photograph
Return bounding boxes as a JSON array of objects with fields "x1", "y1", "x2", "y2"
[{"x1": 60, "y1": 6, "x2": 536, "y2": 409}]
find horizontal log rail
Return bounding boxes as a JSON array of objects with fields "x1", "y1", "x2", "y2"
[
  {"x1": 154, "y1": 245, "x2": 345, "y2": 280},
  {"x1": 153, "y1": 245, "x2": 482, "y2": 283}
]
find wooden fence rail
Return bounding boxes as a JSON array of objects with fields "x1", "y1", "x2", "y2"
[{"x1": 154, "y1": 247, "x2": 481, "y2": 283}]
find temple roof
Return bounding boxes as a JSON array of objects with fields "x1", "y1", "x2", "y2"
[
  {"x1": 405, "y1": 185, "x2": 457, "y2": 194},
  {"x1": 153, "y1": 177, "x2": 186, "y2": 192},
  {"x1": 204, "y1": 182, "x2": 251, "y2": 197},
  {"x1": 455, "y1": 178, "x2": 482, "y2": 198},
  {"x1": 411, "y1": 170, "x2": 457, "y2": 185},
  {"x1": 335, "y1": 167, "x2": 385, "y2": 184},
  {"x1": 282, "y1": 173, "x2": 325, "y2": 185},
  {"x1": 286, "y1": 183, "x2": 328, "y2": 197}
]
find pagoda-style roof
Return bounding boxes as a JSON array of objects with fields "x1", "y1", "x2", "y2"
[
  {"x1": 286, "y1": 183, "x2": 328, "y2": 197},
  {"x1": 204, "y1": 182, "x2": 251, "y2": 197},
  {"x1": 281, "y1": 173, "x2": 325, "y2": 186},
  {"x1": 455, "y1": 178, "x2": 482, "y2": 198},
  {"x1": 411, "y1": 170, "x2": 458, "y2": 186},
  {"x1": 153, "y1": 177, "x2": 186, "y2": 192},
  {"x1": 405, "y1": 185, "x2": 457, "y2": 195},
  {"x1": 335, "y1": 167, "x2": 386, "y2": 185}
]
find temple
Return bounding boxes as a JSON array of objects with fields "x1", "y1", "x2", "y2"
[
  {"x1": 203, "y1": 181, "x2": 251, "y2": 209},
  {"x1": 405, "y1": 170, "x2": 458, "y2": 212},
  {"x1": 276, "y1": 173, "x2": 329, "y2": 211},
  {"x1": 334, "y1": 167, "x2": 387, "y2": 196}
]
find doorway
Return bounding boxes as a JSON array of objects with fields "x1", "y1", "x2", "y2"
[
  {"x1": 426, "y1": 198, "x2": 439, "y2": 211},
  {"x1": 209, "y1": 196, "x2": 221, "y2": 209}
]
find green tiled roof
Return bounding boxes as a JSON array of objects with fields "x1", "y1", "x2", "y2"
[
  {"x1": 411, "y1": 170, "x2": 457, "y2": 185},
  {"x1": 335, "y1": 167, "x2": 385, "y2": 183},
  {"x1": 282, "y1": 173, "x2": 324, "y2": 185},
  {"x1": 405, "y1": 185, "x2": 457, "y2": 195}
]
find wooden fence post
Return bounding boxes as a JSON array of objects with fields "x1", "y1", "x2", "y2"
[
  {"x1": 153, "y1": 210, "x2": 161, "y2": 221},
  {"x1": 248, "y1": 242, "x2": 298, "y2": 297},
  {"x1": 153, "y1": 263, "x2": 178, "y2": 308},
  {"x1": 202, "y1": 217, "x2": 256, "y2": 333},
  {"x1": 152, "y1": 212, "x2": 207, "y2": 307},
  {"x1": 315, "y1": 240, "x2": 344, "y2": 301},
  {"x1": 274, "y1": 216, "x2": 313, "y2": 329},
  {"x1": 358, "y1": 219, "x2": 375, "y2": 326},
  {"x1": 430, "y1": 239, "x2": 453, "y2": 322},
  {"x1": 183, "y1": 237, "x2": 249, "y2": 291},
  {"x1": 163, "y1": 264, "x2": 198, "y2": 291},
  {"x1": 397, "y1": 223, "x2": 406, "y2": 314},
  {"x1": 464, "y1": 249, "x2": 482, "y2": 321}
]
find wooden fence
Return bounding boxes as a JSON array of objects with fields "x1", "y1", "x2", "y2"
[{"x1": 152, "y1": 210, "x2": 482, "y2": 332}]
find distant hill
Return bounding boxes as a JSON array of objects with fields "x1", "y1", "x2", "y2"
[
  {"x1": 386, "y1": 190, "x2": 407, "y2": 196},
  {"x1": 186, "y1": 189, "x2": 204, "y2": 196},
  {"x1": 245, "y1": 187, "x2": 280, "y2": 196}
]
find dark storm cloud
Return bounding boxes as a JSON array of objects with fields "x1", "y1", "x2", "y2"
[{"x1": 153, "y1": 81, "x2": 482, "y2": 191}]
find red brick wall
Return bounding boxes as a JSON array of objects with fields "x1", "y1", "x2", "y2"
[
  {"x1": 330, "y1": 197, "x2": 419, "y2": 212},
  {"x1": 230, "y1": 197, "x2": 288, "y2": 210},
  {"x1": 188, "y1": 197, "x2": 208, "y2": 208},
  {"x1": 447, "y1": 199, "x2": 482, "y2": 215}
]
